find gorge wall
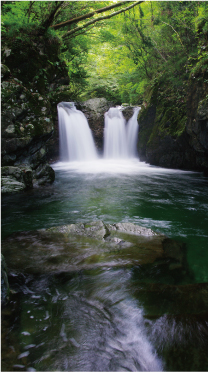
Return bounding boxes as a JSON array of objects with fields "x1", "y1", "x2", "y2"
[
  {"x1": 138, "y1": 78, "x2": 208, "y2": 175},
  {"x1": 1, "y1": 33, "x2": 72, "y2": 192}
]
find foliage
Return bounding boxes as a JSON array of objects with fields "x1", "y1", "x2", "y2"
[{"x1": 1, "y1": 1, "x2": 208, "y2": 109}]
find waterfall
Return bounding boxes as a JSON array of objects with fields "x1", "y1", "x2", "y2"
[
  {"x1": 57, "y1": 102, "x2": 140, "y2": 163},
  {"x1": 57, "y1": 102, "x2": 98, "y2": 162},
  {"x1": 104, "y1": 106, "x2": 140, "y2": 159},
  {"x1": 103, "y1": 108, "x2": 128, "y2": 159},
  {"x1": 126, "y1": 107, "x2": 141, "y2": 158}
]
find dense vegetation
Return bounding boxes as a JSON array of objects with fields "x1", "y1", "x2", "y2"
[{"x1": 2, "y1": 1, "x2": 207, "y2": 103}]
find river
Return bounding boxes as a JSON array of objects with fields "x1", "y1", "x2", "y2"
[{"x1": 1, "y1": 159, "x2": 208, "y2": 371}]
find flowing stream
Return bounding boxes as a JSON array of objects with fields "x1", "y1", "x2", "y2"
[{"x1": 1, "y1": 103, "x2": 208, "y2": 371}]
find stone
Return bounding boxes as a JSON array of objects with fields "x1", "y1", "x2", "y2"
[
  {"x1": 107, "y1": 222, "x2": 158, "y2": 236},
  {"x1": 33, "y1": 163, "x2": 55, "y2": 186},
  {"x1": 48, "y1": 220, "x2": 107, "y2": 240},
  {"x1": 1, "y1": 176, "x2": 26, "y2": 193},
  {"x1": 1, "y1": 64, "x2": 11, "y2": 80},
  {"x1": 77, "y1": 98, "x2": 114, "y2": 149},
  {"x1": 1, "y1": 221, "x2": 188, "y2": 280},
  {"x1": 5, "y1": 124, "x2": 15, "y2": 134},
  {"x1": 1, "y1": 166, "x2": 33, "y2": 193}
]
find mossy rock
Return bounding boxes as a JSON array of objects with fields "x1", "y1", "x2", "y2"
[{"x1": 1, "y1": 221, "x2": 189, "y2": 285}]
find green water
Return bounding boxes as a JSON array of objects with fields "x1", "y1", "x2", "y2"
[
  {"x1": 2, "y1": 161, "x2": 208, "y2": 282},
  {"x1": 1, "y1": 160, "x2": 208, "y2": 371}
]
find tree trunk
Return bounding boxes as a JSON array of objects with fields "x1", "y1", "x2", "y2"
[{"x1": 38, "y1": 1, "x2": 64, "y2": 35}]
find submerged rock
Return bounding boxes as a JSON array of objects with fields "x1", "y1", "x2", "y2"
[{"x1": 1, "y1": 221, "x2": 188, "y2": 284}]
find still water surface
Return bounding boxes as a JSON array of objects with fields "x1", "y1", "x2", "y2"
[{"x1": 1, "y1": 159, "x2": 208, "y2": 371}]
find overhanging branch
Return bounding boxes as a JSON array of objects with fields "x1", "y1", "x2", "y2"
[
  {"x1": 62, "y1": 1, "x2": 144, "y2": 40},
  {"x1": 51, "y1": 1, "x2": 130, "y2": 30}
]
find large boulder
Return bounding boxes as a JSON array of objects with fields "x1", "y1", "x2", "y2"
[
  {"x1": 1, "y1": 163, "x2": 55, "y2": 193},
  {"x1": 1, "y1": 165, "x2": 33, "y2": 193},
  {"x1": 77, "y1": 98, "x2": 114, "y2": 150},
  {"x1": 1, "y1": 221, "x2": 189, "y2": 284}
]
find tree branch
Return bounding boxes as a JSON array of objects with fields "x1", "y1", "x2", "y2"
[
  {"x1": 62, "y1": 1, "x2": 144, "y2": 40},
  {"x1": 39, "y1": 1, "x2": 64, "y2": 34},
  {"x1": 161, "y1": 21, "x2": 187, "y2": 53},
  {"x1": 51, "y1": 1, "x2": 130, "y2": 31}
]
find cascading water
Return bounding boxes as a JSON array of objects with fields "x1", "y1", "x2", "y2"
[
  {"x1": 103, "y1": 107, "x2": 128, "y2": 159},
  {"x1": 127, "y1": 107, "x2": 141, "y2": 158},
  {"x1": 57, "y1": 102, "x2": 98, "y2": 161},
  {"x1": 104, "y1": 106, "x2": 140, "y2": 159},
  {"x1": 57, "y1": 102, "x2": 140, "y2": 166}
]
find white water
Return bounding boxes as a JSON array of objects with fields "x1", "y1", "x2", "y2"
[
  {"x1": 127, "y1": 107, "x2": 141, "y2": 157},
  {"x1": 57, "y1": 103, "x2": 140, "y2": 163},
  {"x1": 104, "y1": 107, "x2": 128, "y2": 159},
  {"x1": 57, "y1": 102, "x2": 98, "y2": 161},
  {"x1": 104, "y1": 106, "x2": 140, "y2": 159}
]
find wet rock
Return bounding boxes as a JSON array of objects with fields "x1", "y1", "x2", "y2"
[
  {"x1": 1, "y1": 166, "x2": 33, "y2": 193},
  {"x1": 1, "y1": 177, "x2": 26, "y2": 193},
  {"x1": 1, "y1": 221, "x2": 187, "y2": 280},
  {"x1": 138, "y1": 81, "x2": 208, "y2": 174},
  {"x1": 33, "y1": 163, "x2": 55, "y2": 186},
  {"x1": 49, "y1": 220, "x2": 107, "y2": 240},
  {"x1": 77, "y1": 98, "x2": 114, "y2": 149},
  {"x1": 121, "y1": 106, "x2": 135, "y2": 122},
  {"x1": 1, "y1": 163, "x2": 55, "y2": 193},
  {"x1": 1, "y1": 254, "x2": 10, "y2": 306},
  {"x1": 107, "y1": 222, "x2": 158, "y2": 236}
]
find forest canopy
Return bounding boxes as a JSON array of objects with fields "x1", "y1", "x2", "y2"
[{"x1": 1, "y1": 1, "x2": 208, "y2": 104}]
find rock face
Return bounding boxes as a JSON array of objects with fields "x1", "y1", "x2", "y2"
[
  {"x1": 77, "y1": 98, "x2": 114, "y2": 150},
  {"x1": 138, "y1": 81, "x2": 208, "y2": 174},
  {"x1": 1, "y1": 37, "x2": 70, "y2": 190},
  {"x1": 1, "y1": 30, "x2": 76, "y2": 192},
  {"x1": 2, "y1": 221, "x2": 189, "y2": 283}
]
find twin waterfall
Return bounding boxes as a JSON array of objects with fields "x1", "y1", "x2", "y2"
[{"x1": 57, "y1": 102, "x2": 140, "y2": 162}]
